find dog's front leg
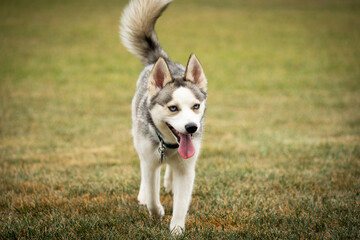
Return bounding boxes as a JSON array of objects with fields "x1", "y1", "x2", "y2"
[
  {"x1": 170, "y1": 163, "x2": 195, "y2": 234},
  {"x1": 140, "y1": 158, "x2": 164, "y2": 218}
]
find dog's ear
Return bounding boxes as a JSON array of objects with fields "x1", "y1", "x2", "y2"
[
  {"x1": 148, "y1": 57, "x2": 172, "y2": 96},
  {"x1": 185, "y1": 53, "x2": 207, "y2": 91}
]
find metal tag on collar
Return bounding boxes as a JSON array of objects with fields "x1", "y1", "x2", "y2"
[{"x1": 158, "y1": 142, "x2": 165, "y2": 163}]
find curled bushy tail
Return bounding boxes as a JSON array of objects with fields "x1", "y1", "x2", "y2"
[{"x1": 120, "y1": 0, "x2": 172, "y2": 66}]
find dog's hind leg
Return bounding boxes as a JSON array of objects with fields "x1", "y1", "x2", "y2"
[{"x1": 164, "y1": 164, "x2": 173, "y2": 193}]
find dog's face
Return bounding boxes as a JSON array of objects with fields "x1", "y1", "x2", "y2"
[{"x1": 148, "y1": 54, "x2": 207, "y2": 159}]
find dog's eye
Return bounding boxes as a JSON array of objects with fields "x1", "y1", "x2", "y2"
[
  {"x1": 193, "y1": 104, "x2": 200, "y2": 110},
  {"x1": 168, "y1": 105, "x2": 178, "y2": 112}
]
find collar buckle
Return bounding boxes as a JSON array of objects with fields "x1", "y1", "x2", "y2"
[{"x1": 155, "y1": 129, "x2": 179, "y2": 163}]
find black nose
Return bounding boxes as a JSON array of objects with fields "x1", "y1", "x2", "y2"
[{"x1": 185, "y1": 123, "x2": 198, "y2": 134}]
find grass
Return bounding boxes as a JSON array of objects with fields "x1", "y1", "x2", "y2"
[{"x1": 1, "y1": 0, "x2": 360, "y2": 238}]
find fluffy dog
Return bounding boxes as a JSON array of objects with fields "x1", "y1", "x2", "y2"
[{"x1": 120, "y1": 0, "x2": 207, "y2": 234}]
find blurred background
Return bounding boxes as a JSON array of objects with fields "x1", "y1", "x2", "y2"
[{"x1": 1, "y1": 0, "x2": 359, "y2": 238}]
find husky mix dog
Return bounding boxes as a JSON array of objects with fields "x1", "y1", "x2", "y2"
[{"x1": 120, "y1": 0, "x2": 207, "y2": 234}]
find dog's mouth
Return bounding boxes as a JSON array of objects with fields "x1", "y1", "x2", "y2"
[
  {"x1": 166, "y1": 123, "x2": 195, "y2": 159},
  {"x1": 166, "y1": 123, "x2": 181, "y2": 143}
]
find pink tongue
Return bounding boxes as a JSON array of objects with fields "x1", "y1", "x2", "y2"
[{"x1": 178, "y1": 133, "x2": 195, "y2": 159}]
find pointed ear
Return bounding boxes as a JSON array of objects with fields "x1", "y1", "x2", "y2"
[
  {"x1": 185, "y1": 53, "x2": 207, "y2": 91},
  {"x1": 148, "y1": 57, "x2": 172, "y2": 96}
]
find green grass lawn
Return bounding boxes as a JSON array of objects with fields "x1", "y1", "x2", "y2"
[{"x1": 1, "y1": 0, "x2": 359, "y2": 238}]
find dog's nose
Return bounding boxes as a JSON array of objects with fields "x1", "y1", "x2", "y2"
[{"x1": 185, "y1": 123, "x2": 198, "y2": 134}]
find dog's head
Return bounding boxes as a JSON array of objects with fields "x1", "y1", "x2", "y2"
[{"x1": 148, "y1": 54, "x2": 207, "y2": 159}]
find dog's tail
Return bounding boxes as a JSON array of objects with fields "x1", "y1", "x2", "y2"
[{"x1": 120, "y1": 0, "x2": 172, "y2": 66}]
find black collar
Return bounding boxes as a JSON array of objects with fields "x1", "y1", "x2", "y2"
[{"x1": 155, "y1": 129, "x2": 179, "y2": 149}]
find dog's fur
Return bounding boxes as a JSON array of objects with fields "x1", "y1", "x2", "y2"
[{"x1": 120, "y1": 0, "x2": 207, "y2": 234}]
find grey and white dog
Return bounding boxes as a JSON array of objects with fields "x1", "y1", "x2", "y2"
[{"x1": 120, "y1": 0, "x2": 207, "y2": 234}]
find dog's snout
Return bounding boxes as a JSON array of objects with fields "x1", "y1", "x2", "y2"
[{"x1": 185, "y1": 123, "x2": 198, "y2": 134}]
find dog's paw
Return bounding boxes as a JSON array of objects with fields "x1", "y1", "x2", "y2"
[
  {"x1": 170, "y1": 222, "x2": 185, "y2": 235},
  {"x1": 148, "y1": 204, "x2": 165, "y2": 219}
]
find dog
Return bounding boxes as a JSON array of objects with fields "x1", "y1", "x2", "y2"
[{"x1": 120, "y1": 0, "x2": 207, "y2": 234}]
